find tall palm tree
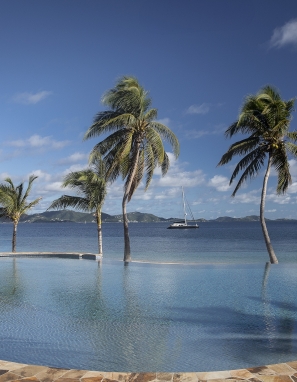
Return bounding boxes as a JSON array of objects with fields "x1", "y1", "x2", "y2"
[
  {"x1": 0, "y1": 175, "x2": 41, "y2": 252},
  {"x1": 218, "y1": 86, "x2": 297, "y2": 264},
  {"x1": 48, "y1": 156, "x2": 107, "y2": 256},
  {"x1": 84, "y1": 76, "x2": 180, "y2": 262}
]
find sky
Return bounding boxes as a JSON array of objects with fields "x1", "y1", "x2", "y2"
[{"x1": 1, "y1": 0, "x2": 297, "y2": 219}]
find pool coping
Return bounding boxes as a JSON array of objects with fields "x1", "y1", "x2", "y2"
[
  {"x1": 1, "y1": 254, "x2": 297, "y2": 381},
  {"x1": 0, "y1": 359, "x2": 297, "y2": 382}
]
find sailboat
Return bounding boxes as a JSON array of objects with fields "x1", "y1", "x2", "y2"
[{"x1": 167, "y1": 187, "x2": 199, "y2": 229}]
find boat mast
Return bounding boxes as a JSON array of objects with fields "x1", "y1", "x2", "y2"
[{"x1": 182, "y1": 186, "x2": 187, "y2": 225}]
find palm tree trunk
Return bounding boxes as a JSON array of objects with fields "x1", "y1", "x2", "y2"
[
  {"x1": 260, "y1": 155, "x2": 278, "y2": 264},
  {"x1": 122, "y1": 142, "x2": 141, "y2": 262},
  {"x1": 122, "y1": 194, "x2": 131, "y2": 262},
  {"x1": 12, "y1": 221, "x2": 18, "y2": 253},
  {"x1": 96, "y1": 208, "x2": 103, "y2": 256}
]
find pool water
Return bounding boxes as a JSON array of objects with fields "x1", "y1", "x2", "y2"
[{"x1": 0, "y1": 257, "x2": 297, "y2": 372}]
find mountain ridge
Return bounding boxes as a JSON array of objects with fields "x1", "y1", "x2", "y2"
[{"x1": 0, "y1": 210, "x2": 295, "y2": 223}]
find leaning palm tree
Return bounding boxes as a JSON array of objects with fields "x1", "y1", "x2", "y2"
[
  {"x1": 84, "y1": 76, "x2": 180, "y2": 262},
  {"x1": 0, "y1": 175, "x2": 41, "y2": 252},
  {"x1": 48, "y1": 156, "x2": 107, "y2": 256},
  {"x1": 218, "y1": 85, "x2": 297, "y2": 264}
]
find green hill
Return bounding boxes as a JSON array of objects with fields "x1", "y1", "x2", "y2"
[
  {"x1": 112, "y1": 211, "x2": 167, "y2": 222},
  {"x1": 0, "y1": 210, "x2": 295, "y2": 223}
]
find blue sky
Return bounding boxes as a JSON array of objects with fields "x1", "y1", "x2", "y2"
[{"x1": 1, "y1": 0, "x2": 297, "y2": 219}]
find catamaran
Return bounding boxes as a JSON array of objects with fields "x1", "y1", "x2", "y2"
[{"x1": 167, "y1": 187, "x2": 199, "y2": 229}]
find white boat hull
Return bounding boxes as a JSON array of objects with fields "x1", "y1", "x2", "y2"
[{"x1": 167, "y1": 223, "x2": 199, "y2": 229}]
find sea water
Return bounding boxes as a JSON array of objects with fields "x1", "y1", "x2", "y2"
[{"x1": 0, "y1": 221, "x2": 296, "y2": 263}]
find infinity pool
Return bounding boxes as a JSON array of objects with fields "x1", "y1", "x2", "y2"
[{"x1": 0, "y1": 257, "x2": 297, "y2": 372}]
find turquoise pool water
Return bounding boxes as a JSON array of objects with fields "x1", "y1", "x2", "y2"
[{"x1": 0, "y1": 257, "x2": 296, "y2": 372}]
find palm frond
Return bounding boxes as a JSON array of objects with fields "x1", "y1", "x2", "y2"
[
  {"x1": 102, "y1": 76, "x2": 152, "y2": 116},
  {"x1": 150, "y1": 122, "x2": 180, "y2": 158},
  {"x1": 48, "y1": 195, "x2": 91, "y2": 212},
  {"x1": 84, "y1": 113, "x2": 135, "y2": 141},
  {"x1": 128, "y1": 151, "x2": 145, "y2": 200},
  {"x1": 144, "y1": 144, "x2": 155, "y2": 190},
  {"x1": 287, "y1": 131, "x2": 297, "y2": 142},
  {"x1": 232, "y1": 151, "x2": 266, "y2": 196},
  {"x1": 218, "y1": 137, "x2": 260, "y2": 166},
  {"x1": 271, "y1": 145, "x2": 292, "y2": 194},
  {"x1": 161, "y1": 152, "x2": 170, "y2": 176},
  {"x1": 145, "y1": 127, "x2": 165, "y2": 165},
  {"x1": 22, "y1": 175, "x2": 38, "y2": 203},
  {"x1": 230, "y1": 147, "x2": 266, "y2": 185},
  {"x1": 286, "y1": 142, "x2": 297, "y2": 157},
  {"x1": 22, "y1": 197, "x2": 42, "y2": 214},
  {"x1": 143, "y1": 108, "x2": 158, "y2": 122},
  {"x1": 3, "y1": 178, "x2": 15, "y2": 190}
]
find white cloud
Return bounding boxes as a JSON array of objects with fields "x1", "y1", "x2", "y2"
[
  {"x1": 186, "y1": 103, "x2": 210, "y2": 115},
  {"x1": 288, "y1": 182, "x2": 297, "y2": 194},
  {"x1": 230, "y1": 190, "x2": 260, "y2": 204},
  {"x1": 44, "y1": 182, "x2": 64, "y2": 192},
  {"x1": 7, "y1": 135, "x2": 70, "y2": 149},
  {"x1": 185, "y1": 124, "x2": 226, "y2": 140},
  {"x1": 208, "y1": 175, "x2": 231, "y2": 192},
  {"x1": 57, "y1": 152, "x2": 89, "y2": 165},
  {"x1": 156, "y1": 118, "x2": 170, "y2": 126},
  {"x1": 154, "y1": 187, "x2": 181, "y2": 200},
  {"x1": 157, "y1": 169, "x2": 205, "y2": 187},
  {"x1": 28, "y1": 169, "x2": 52, "y2": 182},
  {"x1": 270, "y1": 19, "x2": 297, "y2": 48},
  {"x1": 62, "y1": 164, "x2": 87, "y2": 175},
  {"x1": 288, "y1": 159, "x2": 297, "y2": 181},
  {"x1": 0, "y1": 172, "x2": 11, "y2": 181},
  {"x1": 266, "y1": 209, "x2": 277, "y2": 213},
  {"x1": 12, "y1": 91, "x2": 52, "y2": 104},
  {"x1": 266, "y1": 193, "x2": 291, "y2": 204}
]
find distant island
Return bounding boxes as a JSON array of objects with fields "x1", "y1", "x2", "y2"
[{"x1": 0, "y1": 210, "x2": 296, "y2": 223}]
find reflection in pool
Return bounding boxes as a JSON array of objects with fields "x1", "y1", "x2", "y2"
[{"x1": 0, "y1": 258, "x2": 296, "y2": 372}]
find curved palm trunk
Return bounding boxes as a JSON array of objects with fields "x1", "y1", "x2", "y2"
[
  {"x1": 122, "y1": 142, "x2": 141, "y2": 263},
  {"x1": 96, "y1": 207, "x2": 103, "y2": 256},
  {"x1": 122, "y1": 194, "x2": 131, "y2": 262},
  {"x1": 12, "y1": 221, "x2": 18, "y2": 253},
  {"x1": 260, "y1": 155, "x2": 278, "y2": 264}
]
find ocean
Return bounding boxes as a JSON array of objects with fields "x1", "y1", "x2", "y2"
[{"x1": 0, "y1": 221, "x2": 296, "y2": 263}]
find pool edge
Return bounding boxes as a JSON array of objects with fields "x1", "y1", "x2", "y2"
[{"x1": 0, "y1": 359, "x2": 296, "y2": 381}]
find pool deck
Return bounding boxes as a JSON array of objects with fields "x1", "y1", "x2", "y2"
[{"x1": 0, "y1": 360, "x2": 297, "y2": 382}]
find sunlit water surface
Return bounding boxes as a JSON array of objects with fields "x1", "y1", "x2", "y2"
[
  {"x1": 0, "y1": 221, "x2": 297, "y2": 263},
  {"x1": 0, "y1": 222, "x2": 297, "y2": 371},
  {"x1": 0, "y1": 258, "x2": 297, "y2": 372}
]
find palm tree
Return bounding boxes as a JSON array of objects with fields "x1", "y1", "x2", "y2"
[
  {"x1": 218, "y1": 85, "x2": 297, "y2": 264},
  {"x1": 84, "y1": 76, "x2": 180, "y2": 262},
  {"x1": 48, "y1": 156, "x2": 107, "y2": 256},
  {"x1": 0, "y1": 175, "x2": 41, "y2": 252}
]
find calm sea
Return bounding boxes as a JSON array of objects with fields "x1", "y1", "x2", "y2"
[{"x1": 0, "y1": 221, "x2": 296, "y2": 263}]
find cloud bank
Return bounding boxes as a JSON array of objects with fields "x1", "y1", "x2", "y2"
[{"x1": 7, "y1": 135, "x2": 70, "y2": 149}]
